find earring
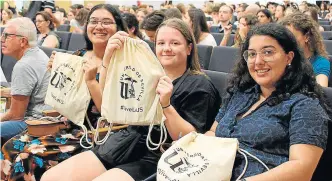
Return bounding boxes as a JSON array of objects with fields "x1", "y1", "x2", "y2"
[{"x1": 288, "y1": 63, "x2": 291, "y2": 66}]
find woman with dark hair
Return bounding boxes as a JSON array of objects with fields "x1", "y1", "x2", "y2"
[
  {"x1": 304, "y1": 7, "x2": 325, "y2": 32},
  {"x1": 206, "y1": 23, "x2": 329, "y2": 180},
  {"x1": 35, "y1": 11, "x2": 61, "y2": 48},
  {"x1": 184, "y1": 8, "x2": 216, "y2": 46},
  {"x1": 257, "y1": 9, "x2": 273, "y2": 24},
  {"x1": 280, "y1": 13, "x2": 330, "y2": 87},
  {"x1": 0, "y1": 4, "x2": 128, "y2": 181},
  {"x1": 122, "y1": 13, "x2": 143, "y2": 39},
  {"x1": 42, "y1": 18, "x2": 221, "y2": 181},
  {"x1": 140, "y1": 10, "x2": 166, "y2": 42},
  {"x1": 275, "y1": 4, "x2": 285, "y2": 22}
]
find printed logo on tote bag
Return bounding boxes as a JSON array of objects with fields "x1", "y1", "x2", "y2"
[
  {"x1": 158, "y1": 147, "x2": 210, "y2": 179},
  {"x1": 49, "y1": 63, "x2": 76, "y2": 104},
  {"x1": 119, "y1": 65, "x2": 145, "y2": 113}
]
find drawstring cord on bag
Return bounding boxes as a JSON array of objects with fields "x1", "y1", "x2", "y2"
[
  {"x1": 236, "y1": 149, "x2": 270, "y2": 181},
  {"x1": 146, "y1": 120, "x2": 167, "y2": 150},
  {"x1": 94, "y1": 117, "x2": 113, "y2": 145},
  {"x1": 79, "y1": 114, "x2": 96, "y2": 149}
]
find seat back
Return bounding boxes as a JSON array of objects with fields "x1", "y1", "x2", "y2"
[
  {"x1": 57, "y1": 24, "x2": 71, "y2": 32},
  {"x1": 1, "y1": 55, "x2": 16, "y2": 82},
  {"x1": 54, "y1": 31, "x2": 72, "y2": 50},
  {"x1": 197, "y1": 45, "x2": 213, "y2": 69},
  {"x1": 322, "y1": 25, "x2": 332, "y2": 31},
  {"x1": 0, "y1": 27, "x2": 4, "y2": 34},
  {"x1": 312, "y1": 87, "x2": 332, "y2": 181},
  {"x1": 210, "y1": 25, "x2": 219, "y2": 33},
  {"x1": 203, "y1": 70, "x2": 229, "y2": 98},
  {"x1": 319, "y1": 21, "x2": 331, "y2": 26},
  {"x1": 67, "y1": 33, "x2": 86, "y2": 51},
  {"x1": 321, "y1": 31, "x2": 332, "y2": 40},
  {"x1": 208, "y1": 46, "x2": 239, "y2": 73},
  {"x1": 211, "y1": 33, "x2": 235, "y2": 46},
  {"x1": 323, "y1": 40, "x2": 332, "y2": 55},
  {"x1": 39, "y1": 46, "x2": 67, "y2": 57}
]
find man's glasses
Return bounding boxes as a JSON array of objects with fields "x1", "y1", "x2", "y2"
[
  {"x1": 1, "y1": 33, "x2": 25, "y2": 41},
  {"x1": 88, "y1": 19, "x2": 116, "y2": 28}
]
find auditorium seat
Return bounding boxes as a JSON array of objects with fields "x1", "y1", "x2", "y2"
[
  {"x1": 197, "y1": 45, "x2": 213, "y2": 69},
  {"x1": 322, "y1": 25, "x2": 332, "y2": 31},
  {"x1": 321, "y1": 31, "x2": 332, "y2": 40},
  {"x1": 210, "y1": 25, "x2": 219, "y2": 33},
  {"x1": 312, "y1": 87, "x2": 332, "y2": 181},
  {"x1": 211, "y1": 33, "x2": 235, "y2": 46},
  {"x1": 54, "y1": 31, "x2": 72, "y2": 50},
  {"x1": 208, "y1": 46, "x2": 239, "y2": 73},
  {"x1": 1, "y1": 55, "x2": 16, "y2": 82},
  {"x1": 319, "y1": 21, "x2": 331, "y2": 26},
  {"x1": 67, "y1": 33, "x2": 86, "y2": 51},
  {"x1": 203, "y1": 70, "x2": 229, "y2": 98},
  {"x1": 323, "y1": 40, "x2": 332, "y2": 55},
  {"x1": 56, "y1": 24, "x2": 70, "y2": 32},
  {"x1": 39, "y1": 46, "x2": 67, "y2": 57},
  {"x1": 0, "y1": 27, "x2": 4, "y2": 34}
]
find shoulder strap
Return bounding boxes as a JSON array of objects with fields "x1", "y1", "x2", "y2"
[{"x1": 171, "y1": 69, "x2": 190, "y2": 99}]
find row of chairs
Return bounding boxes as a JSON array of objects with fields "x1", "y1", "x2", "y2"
[
  {"x1": 211, "y1": 31, "x2": 332, "y2": 46},
  {"x1": 197, "y1": 45, "x2": 332, "y2": 87},
  {"x1": 210, "y1": 25, "x2": 332, "y2": 32}
]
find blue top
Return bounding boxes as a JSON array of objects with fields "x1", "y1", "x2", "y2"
[
  {"x1": 310, "y1": 55, "x2": 330, "y2": 77},
  {"x1": 215, "y1": 85, "x2": 329, "y2": 180}
]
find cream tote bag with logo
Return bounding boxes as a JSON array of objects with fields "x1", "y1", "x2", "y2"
[
  {"x1": 94, "y1": 37, "x2": 166, "y2": 150},
  {"x1": 45, "y1": 52, "x2": 92, "y2": 148},
  {"x1": 157, "y1": 132, "x2": 270, "y2": 181}
]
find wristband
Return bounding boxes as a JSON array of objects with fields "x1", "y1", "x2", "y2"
[
  {"x1": 162, "y1": 104, "x2": 171, "y2": 109},
  {"x1": 101, "y1": 62, "x2": 107, "y2": 68}
]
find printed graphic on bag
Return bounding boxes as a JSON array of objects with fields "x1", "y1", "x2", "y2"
[
  {"x1": 49, "y1": 63, "x2": 76, "y2": 104},
  {"x1": 119, "y1": 65, "x2": 145, "y2": 113},
  {"x1": 158, "y1": 147, "x2": 210, "y2": 180}
]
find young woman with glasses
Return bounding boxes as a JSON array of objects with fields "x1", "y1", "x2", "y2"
[{"x1": 206, "y1": 23, "x2": 329, "y2": 180}]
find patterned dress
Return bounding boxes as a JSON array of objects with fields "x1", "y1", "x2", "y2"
[{"x1": 0, "y1": 49, "x2": 100, "y2": 181}]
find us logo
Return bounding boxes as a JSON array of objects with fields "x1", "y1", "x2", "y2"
[{"x1": 120, "y1": 66, "x2": 144, "y2": 101}]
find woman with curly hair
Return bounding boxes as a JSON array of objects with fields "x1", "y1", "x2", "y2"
[
  {"x1": 206, "y1": 23, "x2": 329, "y2": 180},
  {"x1": 280, "y1": 12, "x2": 330, "y2": 87}
]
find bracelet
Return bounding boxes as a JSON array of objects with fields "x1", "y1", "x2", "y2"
[{"x1": 162, "y1": 104, "x2": 171, "y2": 109}]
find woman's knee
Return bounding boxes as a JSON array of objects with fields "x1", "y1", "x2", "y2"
[
  {"x1": 92, "y1": 168, "x2": 134, "y2": 181},
  {"x1": 41, "y1": 151, "x2": 106, "y2": 181}
]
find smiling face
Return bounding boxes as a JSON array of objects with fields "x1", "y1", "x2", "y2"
[
  {"x1": 86, "y1": 8, "x2": 117, "y2": 48},
  {"x1": 136, "y1": 11, "x2": 146, "y2": 23},
  {"x1": 2, "y1": 10, "x2": 9, "y2": 21},
  {"x1": 275, "y1": 6, "x2": 284, "y2": 19},
  {"x1": 247, "y1": 35, "x2": 293, "y2": 89},
  {"x1": 155, "y1": 26, "x2": 191, "y2": 71}
]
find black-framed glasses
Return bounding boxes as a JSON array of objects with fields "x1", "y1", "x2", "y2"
[
  {"x1": 88, "y1": 19, "x2": 116, "y2": 28},
  {"x1": 1, "y1": 33, "x2": 25, "y2": 41},
  {"x1": 243, "y1": 49, "x2": 277, "y2": 63}
]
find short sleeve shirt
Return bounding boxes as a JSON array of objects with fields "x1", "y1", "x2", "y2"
[
  {"x1": 11, "y1": 47, "x2": 52, "y2": 117},
  {"x1": 215, "y1": 85, "x2": 329, "y2": 180},
  {"x1": 310, "y1": 55, "x2": 330, "y2": 77}
]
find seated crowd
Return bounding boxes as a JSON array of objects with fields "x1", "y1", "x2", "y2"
[{"x1": 0, "y1": 1, "x2": 332, "y2": 181}]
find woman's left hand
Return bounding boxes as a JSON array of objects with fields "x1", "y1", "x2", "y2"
[
  {"x1": 156, "y1": 76, "x2": 173, "y2": 107},
  {"x1": 83, "y1": 59, "x2": 99, "y2": 83}
]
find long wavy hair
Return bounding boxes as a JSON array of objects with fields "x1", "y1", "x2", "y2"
[
  {"x1": 279, "y1": 12, "x2": 328, "y2": 59},
  {"x1": 227, "y1": 23, "x2": 325, "y2": 107},
  {"x1": 155, "y1": 18, "x2": 202, "y2": 75},
  {"x1": 84, "y1": 4, "x2": 128, "y2": 50}
]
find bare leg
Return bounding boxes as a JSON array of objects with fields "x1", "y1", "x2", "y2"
[
  {"x1": 41, "y1": 151, "x2": 107, "y2": 181},
  {"x1": 92, "y1": 168, "x2": 134, "y2": 181}
]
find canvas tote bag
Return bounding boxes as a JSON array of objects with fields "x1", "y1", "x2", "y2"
[
  {"x1": 157, "y1": 132, "x2": 270, "y2": 181},
  {"x1": 45, "y1": 52, "x2": 92, "y2": 148},
  {"x1": 94, "y1": 37, "x2": 166, "y2": 150}
]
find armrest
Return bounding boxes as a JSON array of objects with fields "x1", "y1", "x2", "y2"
[{"x1": 42, "y1": 110, "x2": 61, "y2": 117}]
